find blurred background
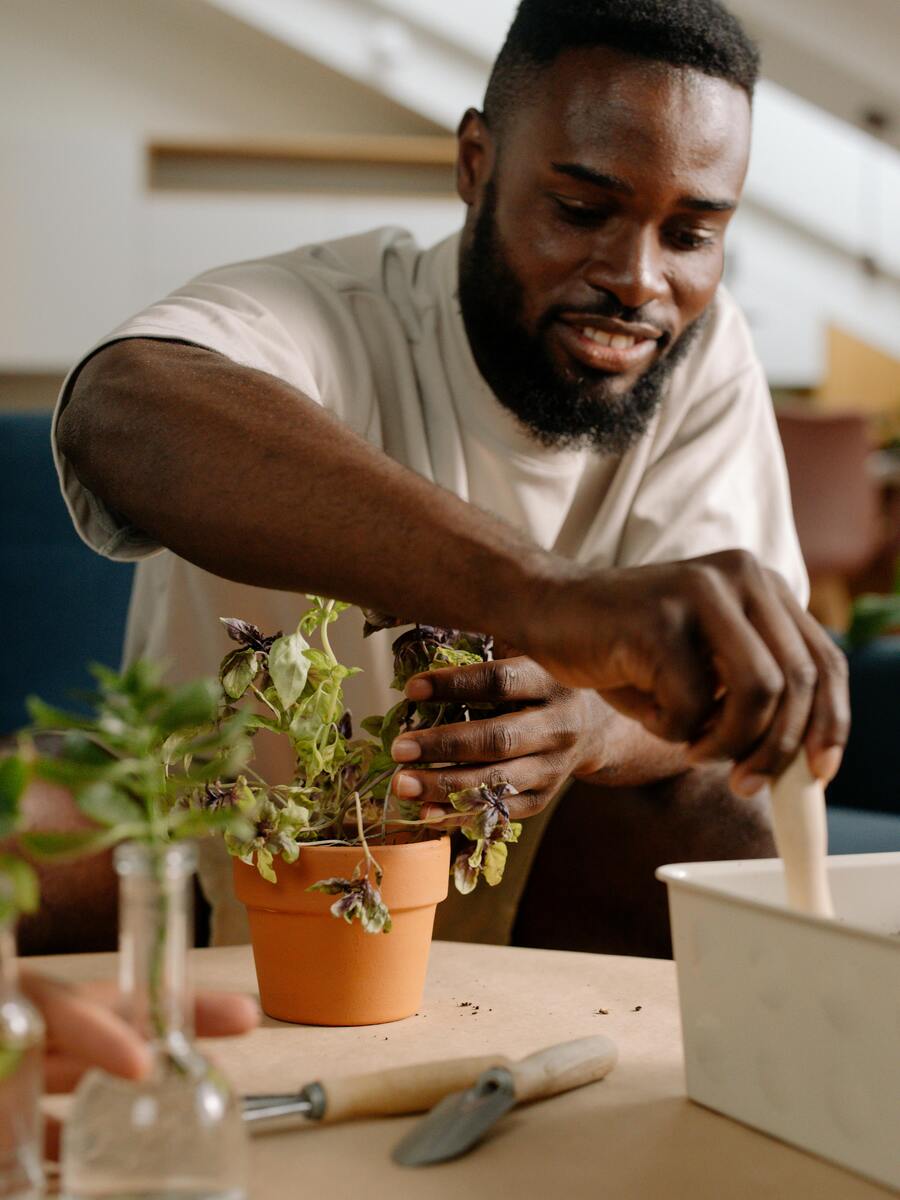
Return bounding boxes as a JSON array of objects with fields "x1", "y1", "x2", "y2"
[{"x1": 2, "y1": 0, "x2": 898, "y2": 846}]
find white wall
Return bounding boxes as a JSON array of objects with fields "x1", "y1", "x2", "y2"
[
  {"x1": 2, "y1": 0, "x2": 441, "y2": 139},
  {"x1": 0, "y1": 0, "x2": 458, "y2": 372},
  {"x1": 3, "y1": 0, "x2": 900, "y2": 385}
]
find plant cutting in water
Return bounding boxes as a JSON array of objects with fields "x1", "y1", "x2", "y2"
[
  {"x1": 3, "y1": 667, "x2": 254, "y2": 1199},
  {"x1": 197, "y1": 597, "x2": 521, "y2": 931},
  {"x1": 6, "y1": 665, "x2": 255, "y2": 1039}
]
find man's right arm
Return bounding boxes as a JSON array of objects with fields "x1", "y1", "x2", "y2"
[
  {"x1": 58, "y1": 338, "x2": 849, "y2": 784},
  {"x1": 60, "y1": 338, "x2": 541, "y2": 637}
]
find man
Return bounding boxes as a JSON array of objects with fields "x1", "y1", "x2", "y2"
[{"x1": 53, "y1": 0, "x2": 848, "y2": 952}]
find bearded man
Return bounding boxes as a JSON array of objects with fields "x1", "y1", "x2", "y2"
[{"x1": 54, "y1": 0, "x2": 848, "y2": 952}]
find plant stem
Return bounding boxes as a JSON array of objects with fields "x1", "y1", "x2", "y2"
[
  {"x1": 319, "y1": 600, "x2": 336, "y2": 664},
  {"x1": 249, "y1": 685, "x2": 280, "y2": 719},
  {"x1": 354, "y1": 790, "x2": 381, "y2": 883}
]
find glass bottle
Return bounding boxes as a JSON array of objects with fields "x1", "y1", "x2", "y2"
[
  {"x1": 62, "y1": 842, "x2": 247, "y2": 1200},
  {"x1": 0, "y1": 917, "x2": 45, "y2": 1200}
]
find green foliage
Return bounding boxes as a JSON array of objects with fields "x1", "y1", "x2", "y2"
[
  {"x1": 449, "y1": 783, "x2": 522, "y2": 895},
  {"x1": 845, "y1": 592, "x2": 900, "y2": 650},
  {"x1": 10, "y1": 662, "x2": 255, "y2": 870},
  {"x1": 0, "y1": 757, "x2": 28, "y2": 840},
  {"x1": 0, "y1": 853, "x2": 39, "y2": 924},
  {"x1": 0, "y1": 754, "x2": 38, "y2": 923},
  {"x1": 198, "y1": 601, "x2": 518, "y2": 933}
]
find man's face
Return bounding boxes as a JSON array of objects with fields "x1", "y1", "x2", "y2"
[{"x1": 457, "y1": 47, "x2": 751, "y2": 452}]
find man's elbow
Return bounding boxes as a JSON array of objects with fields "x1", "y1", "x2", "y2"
[{"x1": 56, "y1": 340, "x2": 144, "y2": 492}]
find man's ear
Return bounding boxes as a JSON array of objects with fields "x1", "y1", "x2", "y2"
[{"x1": 456, "y1": 108, "x2": 494, "y2": 207}]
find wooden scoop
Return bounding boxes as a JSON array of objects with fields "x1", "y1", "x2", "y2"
[{"x1": 768, "y1": 755, "x2": 835, "y2": 918}]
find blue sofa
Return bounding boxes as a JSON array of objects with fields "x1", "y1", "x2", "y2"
[
  {"x1": 0, "y1": 411, "x2": 134, "y2": 733},
  {"x1": 1, "y1": 411, "x2": 897, "y2": 853}
]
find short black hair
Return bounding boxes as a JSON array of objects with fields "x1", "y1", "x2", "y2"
[{"x1": 484, "y1": 0, "x2": 760, "y2": 132}]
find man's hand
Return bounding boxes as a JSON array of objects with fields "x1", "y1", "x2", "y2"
[
  {"x1": 390, "y1": 656, "x2": 687, "y2": 822},
  {"x1": 20, "y1": 970, "x2": 259, "y2": 1094},
  {"x1": 519, "y1": 549, "x2": 849, "y2": 795}
]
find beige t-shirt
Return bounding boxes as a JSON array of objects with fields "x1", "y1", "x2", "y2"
[{"x1": 53, "y1": 226, "x2": 807, "y2": 943}]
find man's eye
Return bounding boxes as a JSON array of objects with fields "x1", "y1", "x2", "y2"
[
  {"x1": 552, "y1": 198, "x2": 612, "y2": 226},
  {"x1": 669, "y1": 228, "x2": 716, "y2": 251}
]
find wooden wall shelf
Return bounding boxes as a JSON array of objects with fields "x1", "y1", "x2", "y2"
[{"x1": 148, "y1": 136, "x2": 458, "y2": 195}]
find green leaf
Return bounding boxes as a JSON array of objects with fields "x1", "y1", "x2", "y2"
[
  {"x1": 25, "y1": 697, "x2": 97, "y2": 732},
  {"x1": 76, "y1": 782, "x2": 146, "y2": 828},
  {"x1": 167, "y1": 807, "x2": 253, "y2": 840},
  {"x1": 0, "y1": 854, "x2": 39, "y2": 915},
  {"x1": 20, "y1": 828, "x2": 124, "y2": 861},
  {"x1": 255, "y1": 847, "x2": 277, "y2": 884},
  {"x1": 220, "y1": 648, "x2": 259, "y2": 700},
  {"x1": 482, "y1": 840, "x2": 508, "y2": 887},
  {"x1": 379, "y1": 699, "x2": 412, "y2": 753},
  {"x1": 268, "y1": 630, "x2": 311, "y2": 708},
  {"x1": 360, "y1": 714, "x2": 384, "y2": 738},
  {"x1": 155, "y1": 680, "x2": 220, "y2": 737},
  {"x1": 33, "y1": 755, "x2": 116, "y2": 789},
  {"x1": 0, "y1": 1046, "x2": 23, "y2": 1082},
  {"x1": 0, "y1": 757, "x2": 28, "y2": 839},
  {"x1": 845, "y1": 594, "x2": 900, "y2": 649},
  {"x1": 244, "y1": 713, "x2": 282, "y2": 734}
]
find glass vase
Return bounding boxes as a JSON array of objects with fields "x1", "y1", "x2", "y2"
[
  {"x1": 61, "y1": 842, "x2": 247, "y2": 1200},
  {"x1": 0, "y1": 919, "x2": 45, "y2": 1200}
]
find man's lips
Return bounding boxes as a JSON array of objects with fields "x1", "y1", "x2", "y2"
[{"x1": 555, "y1": 315, "x2": 662, "y2": 374}]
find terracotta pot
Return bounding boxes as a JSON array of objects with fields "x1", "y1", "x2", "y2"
[{"x1": 232, "y1": 837, "x2": 450, "y2": 1026}]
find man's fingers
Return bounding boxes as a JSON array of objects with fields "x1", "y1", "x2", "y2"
[
  {"x1": 393, "y1": 754, "x2": 560, "y2": 813},
  {"x1": 22, "y1": 973, "x2": 259, "y2": 1100},
  {"x1": 44, "y1": 1054, "x2": 92, "y2": 1094},
  {"x1": 777, "y1": 585, "x2": 850, "y2": 779},
  {"x1": 723, "y1": 589, "x2": 818, "y2": 794},
  {"x1": 194, "y1": 991, "x2": 260, "y2": 1037},
  {"x1": 420, "y1": 789, "x2": 549, "y2": 824},
  {"x1": 405, "y1": 656, "x2": 553, "y2": 705},
  {"x1": 391, "y1": 705, "x2": 566, "y2": 765},
  {"x1": 21, "y1": 972, "x2": 150, "y2": 1088},
  {"x1": 684, "y1": 571, "x2": 785, "y2": 763}
]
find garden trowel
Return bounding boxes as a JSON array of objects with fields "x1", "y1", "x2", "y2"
[
  {"x1": 392, "y1": 1034, "x2": 618, "y2": 1166},
  {"x1": 242, "y1": 1052, "x2": 519, "y2": 1127}
]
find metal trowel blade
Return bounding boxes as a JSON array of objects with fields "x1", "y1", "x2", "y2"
[{"x1": 392, "y1": 1067, "x2": 517, "y2": 1166}]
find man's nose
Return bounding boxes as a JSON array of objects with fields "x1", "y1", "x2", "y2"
[{"x1": 583, "y1": 226, "x2": 669, "y2": 311}]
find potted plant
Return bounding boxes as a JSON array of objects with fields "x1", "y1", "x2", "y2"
[
  {"x1": 7, "y1": 666, "x2": 254, "y2": 1200},
  {"x1": 199, "y1": 597, "x2": 521, "y2": 1025}
]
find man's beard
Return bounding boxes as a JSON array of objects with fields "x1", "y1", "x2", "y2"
[{"x1": 457, "y1": 183, "x2": 705, "y2": 455}]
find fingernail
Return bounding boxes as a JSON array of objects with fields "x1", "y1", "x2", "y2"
[
  {"x1": 405, "y1": 678, "x2": 433, "y2": 701},
  {"x1": 393, "y1": 773, "x2": 422, "y2": 798},
  {"x1": 391, "y1": 738, "x2": 420, "y2": 763},
  {"x1": 812, "y1": 746, "x2": 843, "y2": 783},
  {"x1": 734, "y1": 773, "x2": 770, "y2": 798}
]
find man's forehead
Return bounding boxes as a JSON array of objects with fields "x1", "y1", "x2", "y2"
[{"x1": 514, "y1": 46, "x2": 751, "y2": 177}]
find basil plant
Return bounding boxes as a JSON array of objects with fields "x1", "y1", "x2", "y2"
[{"x1": 197, "y1": 598, "x2": 521, "y2": 933}]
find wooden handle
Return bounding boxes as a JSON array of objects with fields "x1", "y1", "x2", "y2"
[
  {"x1": 769, "y1": 756, "x2": 835, "y2": 918},
  {"x1": 509, "y1": 1035, "x2": 618, "y2": 1104},
  {"x1": 319, "y1": 1054, "x2": 512, "y2": 1123}
]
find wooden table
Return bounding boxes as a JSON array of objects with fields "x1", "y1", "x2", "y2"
[{"x1": 41, "y1": 942, "x2": 894, "y2": 1199}]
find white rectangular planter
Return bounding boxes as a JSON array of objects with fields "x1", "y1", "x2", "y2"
[{"x1": 657, "y1": 853, "x2": 900, "y2": 1191}]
